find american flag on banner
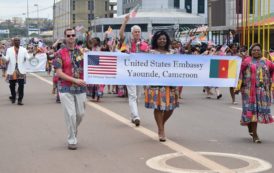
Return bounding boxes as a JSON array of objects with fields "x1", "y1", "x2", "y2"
[{"x1": 88, "y1": 55, "x2": 117, "y2": 75}]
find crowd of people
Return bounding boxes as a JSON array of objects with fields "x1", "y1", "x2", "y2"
[{"x1": 1, "y1": 14, "x2": 274, "y2": 149}]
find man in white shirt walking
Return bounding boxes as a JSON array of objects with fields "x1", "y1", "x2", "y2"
[{"x1": 4, "y1": 37, "x2": 30, "y2": 105}]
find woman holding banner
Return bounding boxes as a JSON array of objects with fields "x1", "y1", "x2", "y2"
[
  {"x1": 144, "y1": 31, "x2": 179, "y2": 142},
  {"x1": 235, "y1": 43, "x2": 274, "y2": 143}
]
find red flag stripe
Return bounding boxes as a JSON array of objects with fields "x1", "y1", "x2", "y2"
[
  {"x1": 218, "y1": 60, "x2": 228, "y2": 78},
  {"x1": 88, "y1": 67, "x2": 116, "y2": 69}
]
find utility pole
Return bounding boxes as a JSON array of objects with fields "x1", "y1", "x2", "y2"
[
  {"x1": 34, "y1": 4, "x2": 39, "y2": 36},
  {"x1": 53, "y1": 0, "x2": 56, "y2": 40},
  {"x1": 27, "y1": 0, "x2": 29, "y2": 40}
]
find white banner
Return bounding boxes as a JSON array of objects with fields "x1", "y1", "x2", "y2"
[
  {"x1": 84, "y1": 52, "x2": 242, "y2": 87},
  {"x1": 25, "y1": 53, "x2": 47, "y2": 72}
]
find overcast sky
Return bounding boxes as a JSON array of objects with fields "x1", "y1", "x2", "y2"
[
  {"x1": 0, "y1": 0, "x2": 55, "y2": 20},
  {"x1": 0, "y1": 0, "x2": 117, "y2": 20}
]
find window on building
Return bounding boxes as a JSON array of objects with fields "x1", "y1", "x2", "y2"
[
  {"x1": 174, "y1": 0, "x2": 180, "y2": 9},
  {"x1": 88, "y1": 1, "x2": 91, "y2": 10},
  {"x1": 185, "y1": 0, "x2": 192, "y2": 13},
  {"x1": 72, "y1": 0, "x2": 75, "y2": 10},
  {"x1": 91, "y1": 0, "x2": 94, "y2": 10},
  {"x1": 249, "y1": 0, "x2": 254, "y2": 14},
  {"x1": 88, "y1": 14, "x2": 92, "y2": 21},
  {"x1": 236, "y1": 0, "x2": 254, "y2": 14},
  {"x1": 105, "y1": 14, "x2": 108, "y2": 17},
  {"x1": 125, "y1": 8, "x2": 130, "y2": 13},
  {"x1": 198, "y1": 0, "x2": 205, "y2": 13},
  {"x1": 236, "y1": 0, "x2": 242, "y2": 14},
  {"x1": 105, "y1": 1, "x2": 108, "y2": 11},
  {"x1": 72, "y1": 14, "x2": 75, "y2": 24}
]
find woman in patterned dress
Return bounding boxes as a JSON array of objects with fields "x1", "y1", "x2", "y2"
[
  {"x1": 235, "y1": 43, "x2": 274, "y2": 143},
  {"x1": 144, "y1": 31, "x2": 179, "y2": 142}
]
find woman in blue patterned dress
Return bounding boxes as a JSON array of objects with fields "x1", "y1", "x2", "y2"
[
  {"x1": 235, "y1": 43, "x2": 274, "y2": 143},
  {"x1": 144, "y1": 31, "x2": 179, "y2": 142}
]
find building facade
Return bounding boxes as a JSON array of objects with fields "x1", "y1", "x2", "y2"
[
  {"x1": 53, "y1": 0, "x2": 116, "y2": 39},
  {"x1": 117, "y1": 0, "x2": 207, "y2": 18},
  {"x1": 208, "y1": 0, "x2": 274, "y2": 49},
  {"x1": 93, "y1": 0, "x2": 207, "y2": 41}
]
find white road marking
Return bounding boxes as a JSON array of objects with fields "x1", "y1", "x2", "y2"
[
  {"x1": 31, "y1": 73, "x2": 258, "y2": 173},
  {"x1": 30, "y1": 73, "x2": 53, "y2": 85},
  {"x1": 230, "y1": 106, "x2": 242, "y2": 111},
  {"x1": 146, "y1": 152, "x2": 272, "y2": 173}
]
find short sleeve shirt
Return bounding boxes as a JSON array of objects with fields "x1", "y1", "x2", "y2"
[{"x1": 53, "y1": 47, "x2": 86, "y2": 94}]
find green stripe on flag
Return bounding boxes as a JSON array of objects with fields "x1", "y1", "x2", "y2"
[{"x1": 209, "y1": 59, "x2": 219, "y2": 78}]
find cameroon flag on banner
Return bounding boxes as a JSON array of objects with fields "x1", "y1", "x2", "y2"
[{"x1": 209, "y1": 59, "x2": 237, "y2": 78}]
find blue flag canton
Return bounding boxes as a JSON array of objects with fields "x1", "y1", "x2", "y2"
[{"x1": 88, "y1": 55, "x2": 99, "y2": 65}]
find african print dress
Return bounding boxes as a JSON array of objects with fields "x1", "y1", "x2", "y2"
[
  {"x1": 237, "y1": 56, "x2": 274, "y2": 125},
  {"x1": 144, "y1": 50, "x2": 179, "y2": 111}
]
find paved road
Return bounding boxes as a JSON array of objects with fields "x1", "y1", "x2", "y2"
[{"x1": 0, "y1": 72, "x2": 274, "y2": 173}]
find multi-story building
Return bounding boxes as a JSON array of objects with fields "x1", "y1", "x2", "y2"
[
  {"x1": 93, "y1": 0, "x2": 207, "y2": 41},
  {"x1": 12, "y1": 17, "x2": 24, "y2": 27},
  {"x1": 53, "y1": 0, "x2": 116, "y2": 39},
  {"x1": 118, "y1": 0, "x2": 207, "y2": 17},
  {"x1": 208, "y1": 0, "x2": 274, "y2": 49}
]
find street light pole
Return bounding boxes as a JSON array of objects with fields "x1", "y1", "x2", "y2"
[
  {"x1": 34, "y1": 4, "x2": 39, "y2": 36},
  {"x1": 27, "y1": 0, "x2": 29, "y2": 39},
  {"x1": 22, "y1": 13, "x2": 27, "y2": 36},
  {"x1": 53, "y1": 0, "x2": 56, "y2": 40}
]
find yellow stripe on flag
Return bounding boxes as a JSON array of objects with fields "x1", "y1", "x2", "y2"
[{"x1": 228, "y1": 60, "x2": 237, "y2": 78}]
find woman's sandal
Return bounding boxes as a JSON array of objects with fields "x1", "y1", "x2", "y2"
[
  {"x1": 159, "y1": 137, "x2": 166, "y2": 142},
  {"x1": 158, "y1": 132, "x2": 166, "y2": 142}
]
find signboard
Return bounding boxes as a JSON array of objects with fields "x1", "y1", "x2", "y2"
[{"x1": 84, "y1": 51, "x2": 242, "y2": 87}]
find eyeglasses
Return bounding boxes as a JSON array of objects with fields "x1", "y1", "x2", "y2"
[{"x1": 66, "y1": 34, "x2": 76, "y2": 38}]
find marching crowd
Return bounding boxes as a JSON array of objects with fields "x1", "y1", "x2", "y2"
[{"x1": 1, "y1": 14, "x2": 274, "y2": 149}]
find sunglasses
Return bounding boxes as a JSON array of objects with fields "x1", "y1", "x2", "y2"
[{"x1": 66, "y1": 34, "x2": 76, "y2": 38}]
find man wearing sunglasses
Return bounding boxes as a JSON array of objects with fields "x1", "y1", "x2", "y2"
[{"x1": 53, "y1": 28, "x2": 87, "y2": 150}]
